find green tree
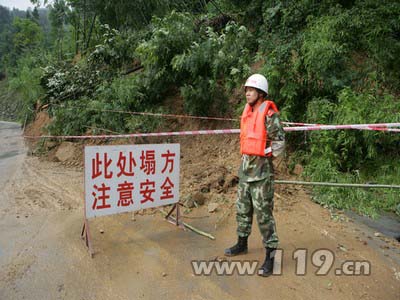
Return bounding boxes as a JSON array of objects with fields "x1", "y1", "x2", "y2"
[
  {"x1": 0, "y1": 5, "x2": 11, "y2": 29},
  {"x1": 0, "y1": 5, "x2": 12, "y2": 72},
  {"x1": 88, "y1": 0, "x2": 206, "y2": 30},
  {"x1": 48, "y1": 0, "x2": 71, "y2": 60},
  {"x1": 32, "y1": 7, "x2": 40, "y2": 22},
  {"x1": 12, "y1": 17, "x2": 43, "y2": 55}
]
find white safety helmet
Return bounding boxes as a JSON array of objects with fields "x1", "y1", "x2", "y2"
[{"x1": 244, "y1": 74, "x2": 268, "y2": 95}]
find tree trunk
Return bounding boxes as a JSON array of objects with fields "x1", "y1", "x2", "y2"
[{"x1": 85, "y1": 14, "x2": 96, "y2": 50}]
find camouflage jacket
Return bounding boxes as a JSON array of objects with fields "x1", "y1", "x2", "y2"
[{"x1": 238, "y1": 111, "x2": 285, "y2": 182}]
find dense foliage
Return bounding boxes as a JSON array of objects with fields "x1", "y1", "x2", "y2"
[
  {"x1": 253, "y1": 0, "x2": 400, "y2": 216},
  {"x1": 0, "y1": 0, "x2": 399, "y2": 217}
]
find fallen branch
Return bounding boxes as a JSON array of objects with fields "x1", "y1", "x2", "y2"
[
  {"x1": 182, "y1": 215, "x2": 210, "y2": 219},
  {"x1": 159, "y1": 209, "x2": 215, "y2": 240}
]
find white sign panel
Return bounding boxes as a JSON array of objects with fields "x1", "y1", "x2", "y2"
[{"x1": 84, "y1": 144, "x2": 180, "y2": 219}]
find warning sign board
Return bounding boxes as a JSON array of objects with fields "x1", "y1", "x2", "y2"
[{"x1": 84, "y1": 144, "x2": 180, "y2": 219}]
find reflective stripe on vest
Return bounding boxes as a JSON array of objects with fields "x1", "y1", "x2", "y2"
[{"x1": 240, "y1": 100, "x2": 278, "y2": 156}]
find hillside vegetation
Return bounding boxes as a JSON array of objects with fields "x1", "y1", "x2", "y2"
[{"x1": 0, "y1": 0, "x2": 399, "y2": 217}]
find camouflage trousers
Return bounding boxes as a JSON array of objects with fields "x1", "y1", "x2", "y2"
[{"x1": 236, "y1": 177, "x2": 279, "y2": 248}]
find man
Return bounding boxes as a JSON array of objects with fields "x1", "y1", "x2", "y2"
[{"x1": 224, "y1": 74, "x2": 285, "y2": 277}]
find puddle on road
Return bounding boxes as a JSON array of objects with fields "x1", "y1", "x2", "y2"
[{"x1": 346, "y1": 210, "x2": 400, "y2": 242}]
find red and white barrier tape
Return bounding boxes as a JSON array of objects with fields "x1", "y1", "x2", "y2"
[
  {"x1": 24, "y1": 129, "x2": 241, "y2": 140},
  {"x1": 284, "y1": 123, "x2": 400, "y2": 132},
  {"x1": 364, "y1": 128, "x2": 400, "y2": 132},
  {"x1": 23, "y1": 122, "x2": 400, "y2": 140}
]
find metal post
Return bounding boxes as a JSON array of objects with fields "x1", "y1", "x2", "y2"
[{"x1": 275, "y1": 180, "x2": 400, "y2": 189}]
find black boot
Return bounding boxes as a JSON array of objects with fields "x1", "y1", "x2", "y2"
[
  {"x1": 224, "y1": 236, "x2": 248, "y2": 256},
  {"x1": 258, "y1": 247, "x2": 276, "y2": 277}
]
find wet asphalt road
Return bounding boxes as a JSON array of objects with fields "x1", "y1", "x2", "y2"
[{"x1": 0, "y1": 121, "x2": 25, "y2": 191}]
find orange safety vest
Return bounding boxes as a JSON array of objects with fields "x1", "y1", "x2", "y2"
[{"x1": 240, "y1": 100, "x2": 279, "y2": 157}]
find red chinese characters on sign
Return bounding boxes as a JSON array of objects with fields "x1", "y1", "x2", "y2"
[
  {"x1": 161, "y1": 150, "x2": 176, "y2": 173},
  {"x1": 160, "y1": 177, "x2": 175, "y2": 200},
  {"x1": 86, "y1": 144, "x2": 179, "y2": 218},
  {"x1": 140, "y1": 150, "x2": 156, "y2": 175},
  {"x1": 140, "y1": 179, "x2": 156, "y2": 204},
  {"x1": 92, "y1": 183, "x2": 111, "y2": 210},
  {"x1": 92, "y1": 153, "x2": 113, "y2": 179},
  {"x1": 117, "y1": 151, "x2": 136, "y2": 177},
  {"x1": 117, "y1": 181, "x2": 134, "y2": 207}
]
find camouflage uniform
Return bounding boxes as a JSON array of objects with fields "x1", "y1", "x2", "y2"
[{"x1": 236, "y1": 111, "x2": 285, "y2": 249}]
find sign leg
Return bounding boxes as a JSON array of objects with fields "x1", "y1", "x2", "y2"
[
  {"x1": 81, "y1": 219, "x2": 94, "y2": 258},
  {"x1": 165, "y1": 203, "x2": 184, "y2": 229}
]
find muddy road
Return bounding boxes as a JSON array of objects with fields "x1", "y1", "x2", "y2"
[{"x1": 0, "y1": 121, "x2": 399, "y2": 299}]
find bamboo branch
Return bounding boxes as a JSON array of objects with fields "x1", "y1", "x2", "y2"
[{"x1": 159, "y1": 209, "x2": 215, "y2": 240}]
